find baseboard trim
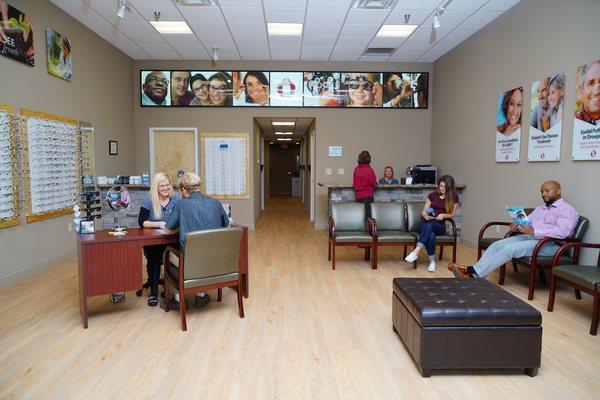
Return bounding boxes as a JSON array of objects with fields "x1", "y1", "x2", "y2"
[{"x1": 0, "y1": 250, "x2": 76, "y2": 287}]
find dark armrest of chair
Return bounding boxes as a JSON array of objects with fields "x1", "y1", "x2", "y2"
[
  {"x1": 328, "y1": 217, "x2": 335, "y2": 239},
  {"x1": 368, "y1": 218, "x2": 378, "y2": 239},
  {"x1": 550, "y1": 242, "x2": 600, "y2": 268},
  {"x1": 444, "y1": 218, "x2": 457, "y2": 239},
  {"x1": 531, "y1": 237, "x2": 580, "y2": 266},
  {"x1": 478, "y1": 221, "x2": 511, "y2": 241}
]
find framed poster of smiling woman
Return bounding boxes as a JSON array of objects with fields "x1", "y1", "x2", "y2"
[{"x1": 495, "y1": 86, "x2": 523, "y2": 162}]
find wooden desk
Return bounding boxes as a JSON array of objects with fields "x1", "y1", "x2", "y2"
[{"x1": 77, "y1": 226, "x2": 249, "y2": 328}]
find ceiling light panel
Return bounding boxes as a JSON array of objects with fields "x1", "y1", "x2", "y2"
[
  {"x1": 176, "y1": 0, "x2": 217, "y2": 5},
  {"x1": 268, "y1": 23, "x2": 303, "y2": 36},
  {"x1": 277, "y1": 138, "x2": 293, "y2": 141},
  {"x1": 275, "y1": 132, "x2": 294, "y2": 135},
  {"x1": 273, "y1": 121, "x2": 295, "y2": 126},
  {"x1": 376, "y1": 24, "x2": 418, "y2": 37},
  {"x1": 351, "y1": 0, "x2": 397, "y2": 9},
  {"x1": 150, "y1": 21, "x2": 193, "y2": 34}
]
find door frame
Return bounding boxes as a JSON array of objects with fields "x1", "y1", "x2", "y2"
[
  {"x1": 310, "y1": 129, "x2": 315, "y2": 221},
  {"x1": 149, "y1": 127, "x2": 198, "y2": 177}
]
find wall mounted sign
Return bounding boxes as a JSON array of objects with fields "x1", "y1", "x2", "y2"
[
  {"x1": 328, "y1": 146, "x2": 343, "y2": 157},
  {"x1": 572, "y1": 59, "x2": 600, "y2": 160}
]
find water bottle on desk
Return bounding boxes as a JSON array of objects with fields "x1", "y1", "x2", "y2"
[{"x1": 142, "y1": 172, "x2": 149, "y2": 185}]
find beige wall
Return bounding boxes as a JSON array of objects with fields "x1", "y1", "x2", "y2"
[
  {"x1": 0, "y1": 0, "x2": 134, "y2": 284},
  {"x1": 432, "y1": 0, "x2": 600, "y2": 263},
  {"x1": 132, "y1": 61, "x2": 433, "y2": 229}
]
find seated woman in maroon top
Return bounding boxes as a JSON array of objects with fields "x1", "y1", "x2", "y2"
[
  {"x1": 405, "y1": 175, "x2": 459, "y2": 272},
  {"x1": 353, "y1": 150, "x2": 378, "y2": 218}
]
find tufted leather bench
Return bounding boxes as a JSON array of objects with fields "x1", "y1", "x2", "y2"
[{"x1": 392, "y1": 278, "x2": 542, "y2": 377}]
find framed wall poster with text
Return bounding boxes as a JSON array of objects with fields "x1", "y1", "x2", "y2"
[
  {"x1": 572, "y1": 60, "x2": 600, "y2": 160},
  {"x1": 528, "y1": 74, "x2": 565, "y2": 161},
  {"x1": 495, "y1": 86, "x2": 523, "y2": 162},
  {"x1": 0, "y1": 1, "x2": 34, "y2": 66}
]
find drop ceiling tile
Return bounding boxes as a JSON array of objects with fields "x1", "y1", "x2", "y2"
[
  {"x1": 301, "y1": 46, "x2": 333, "y2": 58},
  {"x1": 113, "y1": 20, "x2": 156, "y2": 35},
  {"x1": 394, "y1": 0, "x2": 440, "y2": 9},
  {"x1": 305, "y1": 8, "x2": 348, "y2": 25},
  {"x1": 481, "y1": 0, "x2": 521, "y2": 11},
  {"x1": 339, "y1": 23, "x2": 379, "y2": 37},
  {"x1": 335, "y1": 36, "x2": 372, "y2": 48},
  {"x1": 384, "y1": 9, "x2": 431, "y2": 25},
  {"x1": 90, "y1": 4, "x2": 146, "y2": 21},
  {"x1": 132, "y1": 6, "x2": 183, "y2": 21},
  {"x1": 330, "y1": 46, "x2": 363, "y2": 58},
  {"x1": 307, "y1": 0, "x2": 351, "y2": 8},
  {"x1": 359, "y1": 55, "x2": 389, "y2": 62},
  {"x1": 206, "y1": 46, "x2": 239, "y2": 58},
  {"x1": 345, "y1": 9, "x2": 389, "y2": 25},
  {"x1": 389, "y1": 48, "x2": 425, "y2": 61},
  {"x1": 269, "y1": 46, "x2": 301, "y2": 60},
  {"x1": 302, "y1": 36, "x2": 338, "y2": 47},
  {"x1": 424, "y1": 10, "x2": 473, "y2": 25},
  {"x1": 221, "y1": 7, "x2": 264, "y2": 23},
  {"x1": 304, "y1": 24, "x2": 342, "y2": 36},
  {"x1": 431, "y1": 37, "x2": 464, "y2": 50},
  {"x1": 234, "y1": 35, "x2": 268, "y2": 46},
  {"x1": 462, "y1": 10, "x2": 504, "y2": 25},
  {"x1": 143, "y1": 46, "x2": 181, "y2": 59},
  {"x1": 400, "y1": 36, "x2": 434, "y2": 49},
  {"x1": 219, "y1": 0, "x2": 262, "y2": 6},
  {"x1": 447, "y1": 0, "x2": 488, "y2": 11},
  {"x1": 264, "y1": 0, "x2": 307, "y2": 7},
  {"x1": 417, "y1": 47, "x2": 449, "y2": 62},
  {"x1": 269, "y1": 36, "x2": 303, "y2": 47},
  {"x1": 128, "y1": 0, "x2": 174, "y2": 6},
  {"x1": 162, "y1": 34, "x2": 203, "y2": 47},
  {"x1": 238, "y1": 46, "x2": 270, "y2": 60},
  {"x1": 197, "y1": 34, "x2": 236, "y2": 48},
  {"x1": 188, "y1": 22, "x2": 231, "y2": 36},
  {"x1": 170, "y1": 44, "x2": 209, "y2": 55},
  {"x1": 59, "y1": 4, "x2": 103, "y2": 20},
  {"x1": 139, "y1": 42, "x2": 176, "y2": 52},
  {"x1": 264, "y1": 8, "x2": 306, "y2": 23},
  {"x1": 85, "y1": 0, "x2": 121, "y2": 5},
  {"x1": 445, "y1": 25, "x2": 482, "y2": 39},
  {"x1": 229, "y1": 22, "x2": 267, "y2": 36},
  {"x1": 368, "y1": 36, "x2": 405, "y2": 48},
  {"x1": 411, "y1": 23, "x2": 456, "y2": 39},
  {"x1": 127, "y1": 33, "x2": 168, "y2": 46},
  {"x1": 176, "y1": 6, "x2": 224, "y2": 22}
]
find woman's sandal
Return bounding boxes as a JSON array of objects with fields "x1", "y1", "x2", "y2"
[{"x1": 147, "y1": 295, "x2": 158, "y2": 307}]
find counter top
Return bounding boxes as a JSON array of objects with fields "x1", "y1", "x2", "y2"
[{"x1": 319, "y1": 183, "x2": 466, "y2": 189}]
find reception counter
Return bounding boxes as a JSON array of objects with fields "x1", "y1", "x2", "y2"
[{"x1": 321, "y1": 183, "x2": 467, "y2": 237}]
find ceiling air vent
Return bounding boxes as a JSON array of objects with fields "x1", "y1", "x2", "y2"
[
  {"x1": 352, "y1": 0, "x2": 397, "y2": 9},
  {"x1": 363, "y1": 47, "x2": 395, "y2": 56}
]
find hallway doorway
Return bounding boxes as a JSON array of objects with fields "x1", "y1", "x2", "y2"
[{"x1": 269, "y1": 142, "x2": 299, "y2": 196}]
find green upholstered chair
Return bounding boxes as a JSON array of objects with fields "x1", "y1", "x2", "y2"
[
  {"x1": 547, "y1": 242, "x2": 600, "y2": 335},
  {"x1": 405, "y1": 201, "x2": 457, "y2": 263},
  {"x1": 501, "y1": 216, "x2": 589, "y2": 300},
  {"x1": 328, "y1": 202, "x2": 376, "y2": 270},
  {"x1": 477, "y1": 208, "x2": 535, "y2": 260},
  {"x1": 369, "y1": 202, "x2": 417, "y2": 268},
  {"x1": 163, "y1": 227, "x2": 244, "y2": 331}
]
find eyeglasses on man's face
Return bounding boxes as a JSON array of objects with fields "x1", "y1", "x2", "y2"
[{"x1": 147, "y1": 76, "x2": 168, "y2": 86}]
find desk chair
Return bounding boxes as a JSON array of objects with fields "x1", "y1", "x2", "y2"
[{"x1": 163, "y1": 227, "x2": 244, "y2": 331}]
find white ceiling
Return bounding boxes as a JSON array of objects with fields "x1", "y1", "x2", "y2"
[
  {"x1": 255, "y1": 117, "x2": 313, "y2": 141},
  {"x1": 49, "y1": 0, "x2": 521, "y2": 62}
]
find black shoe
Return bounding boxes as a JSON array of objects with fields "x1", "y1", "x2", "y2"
[
  {"x1": 160, "y1": 296, "x2": 189, "y2": 310},
  {"x1": 194, "y1": 293, "x2": 211, "y2": 308}
]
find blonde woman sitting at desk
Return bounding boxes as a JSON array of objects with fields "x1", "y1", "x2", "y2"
[{"x1": 137, "y1": 172, "x2": 179, "y2": 307}]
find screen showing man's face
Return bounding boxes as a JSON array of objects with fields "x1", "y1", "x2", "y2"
[
  {"x1": 171, "y1": 71, "x2": 191, "y2": 98},
  {"x1": 582, "y1": 62, "x2": 600, "y2": 118},
  {"x1": 143, "y1": 72, "x2": 168, "y2": 104}
]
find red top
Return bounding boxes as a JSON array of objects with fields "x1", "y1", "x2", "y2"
[{"x1": 353, "y1": 164, "x2": 378, "y2": 200}]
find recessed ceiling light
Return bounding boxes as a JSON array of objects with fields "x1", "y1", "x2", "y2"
[
  {"x1": 376, "y1": 25, "x2": 418, "y2": 37},
  {"x1": 267, "y1": 23, "x2": 303, "y2": 36},
  {"x1": 150, "y1": 21, "x2": 193, "y2": 34},
  {"x1": 277, "y1": 138, "x2": 292, "y2": 141},
  {"x1": 352, "y1": 0, "x2": 397, "y2": 9},
  {"x1": 275, "y1": 132, "x2": 293, "y2": 135},
  {"x1": 176, "y1": 0, "x2": 217, "y2": 5},
  {"x1": 273, "y1": 121, "x2": 295, "y2": 126}
]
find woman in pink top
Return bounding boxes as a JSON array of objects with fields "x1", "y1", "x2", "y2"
[{"x1": 353, "y1": 150, "x2": 378, "y2": 218}]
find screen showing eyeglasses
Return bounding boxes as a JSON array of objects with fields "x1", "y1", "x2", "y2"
[{"x1": 141, "y1": 70, "x2": 429, "y2": 109}]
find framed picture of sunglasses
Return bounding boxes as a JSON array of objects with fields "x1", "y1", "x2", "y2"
[{"x1": 109, "y1": 140, "x2": 118, "y2": 156}]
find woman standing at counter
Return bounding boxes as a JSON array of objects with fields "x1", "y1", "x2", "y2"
[
  {"x1": 404, "y1": 175, "x2": 458, "y2": 272},
  {"x1": 138, "y1": 172, "x2": 179, "y2": 306},
  {"x1": 353, "y1": 150, "x2": 378, "y2": 218}
]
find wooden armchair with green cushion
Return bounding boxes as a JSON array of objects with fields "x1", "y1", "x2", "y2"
[
  {"x1": 547, "y1": 242, "x2": 600, "y2": 335},
  {"x1": 163, "y1": 227, "x2": 244, "y2": 331},
  {"x1": 501, "y1": 216, "x2": 589, "y2": 300},
  {"x1": 369, "y1": 202, "x2": 417, "y2": 268},
  {"x1": 405, "y1": 201, "x2": 457, "y2": 263},
  {"x1": 328, "y1": 202, "x2": 376, "y2": 270}
]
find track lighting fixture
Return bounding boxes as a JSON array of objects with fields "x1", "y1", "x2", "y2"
[
  {"x1": 116, "y1": 0, "x2": 129, "y2": 19},
  {"x1": 212, "y1": 46, "x2": 219, "y2": 61}
]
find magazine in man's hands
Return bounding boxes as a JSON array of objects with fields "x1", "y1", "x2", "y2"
[{"x1": 506, "y1": 206, "x2": 531, "y2": 226}]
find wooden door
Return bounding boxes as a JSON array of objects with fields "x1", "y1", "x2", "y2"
[
  {"x1": 269, "y1": 144, "x2": 294, "y2": 195},
  {"x1": 150, "y1": 128, "x2": 197, "y2": 182}
]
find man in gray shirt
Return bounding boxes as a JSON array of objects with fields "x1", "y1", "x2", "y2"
[
  {"x1": 530, "y1": 77, "x2": 550, "y2": 130},
  {"x1": 164, "y1": 172, "x2": 229, "y2": 308}
]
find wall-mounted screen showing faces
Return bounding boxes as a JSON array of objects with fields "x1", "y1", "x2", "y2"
[{"x1": 140, "y1": 70, "x2": 429, "y2": 109}]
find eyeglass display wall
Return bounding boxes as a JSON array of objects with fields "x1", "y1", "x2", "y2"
[
  {"x1": 21, "y1": 108, "x2": 80, "y2": 223},
  {"x1": 140, "y1": 70, "x2": 429, "y2": 109},
  {"x1": 200, "y1": 132, "x2": 249, "y2": 199},
  {"x1": 0, "y1": 104, "x2": 20, "y2": 229}
]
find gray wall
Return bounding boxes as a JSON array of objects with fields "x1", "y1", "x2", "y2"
[
  {"x1": 432, "y1": 0, "x2": 600, "y2": 263},
  {"x1": 0, "y1": 0, "x2": 134, "y2": 283},
  {"x1": 132, "y1": 60, "x2": 433, "y2": 229}
]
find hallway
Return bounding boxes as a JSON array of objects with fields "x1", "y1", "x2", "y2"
[{"x1": 0, "y1": 197, "x2": 598, "y2": 398}]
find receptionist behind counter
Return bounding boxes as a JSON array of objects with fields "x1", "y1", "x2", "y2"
[{"x1": 379, "y1": 166, "x2": 399, "y2": 184}]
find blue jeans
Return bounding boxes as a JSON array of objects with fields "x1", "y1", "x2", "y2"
[
  {"x1": 474, "y1": 234, "x2": 560, "y2": 277},
  {"x1": 417, "y1": 221, "x2": 446, "y2": 256}
]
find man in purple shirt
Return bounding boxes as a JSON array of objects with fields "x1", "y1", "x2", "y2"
[{"x1": 448, "y1": 180, "x2": 579, "y2": 279}]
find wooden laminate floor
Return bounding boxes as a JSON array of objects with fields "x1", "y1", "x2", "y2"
[{"x1": 0, "y1": 197, "x2": 598, "y2": 399}]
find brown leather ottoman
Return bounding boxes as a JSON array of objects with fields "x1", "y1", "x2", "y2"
[{"x1": 392, "y1": 278, "x2": 542, "y2": 377}]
